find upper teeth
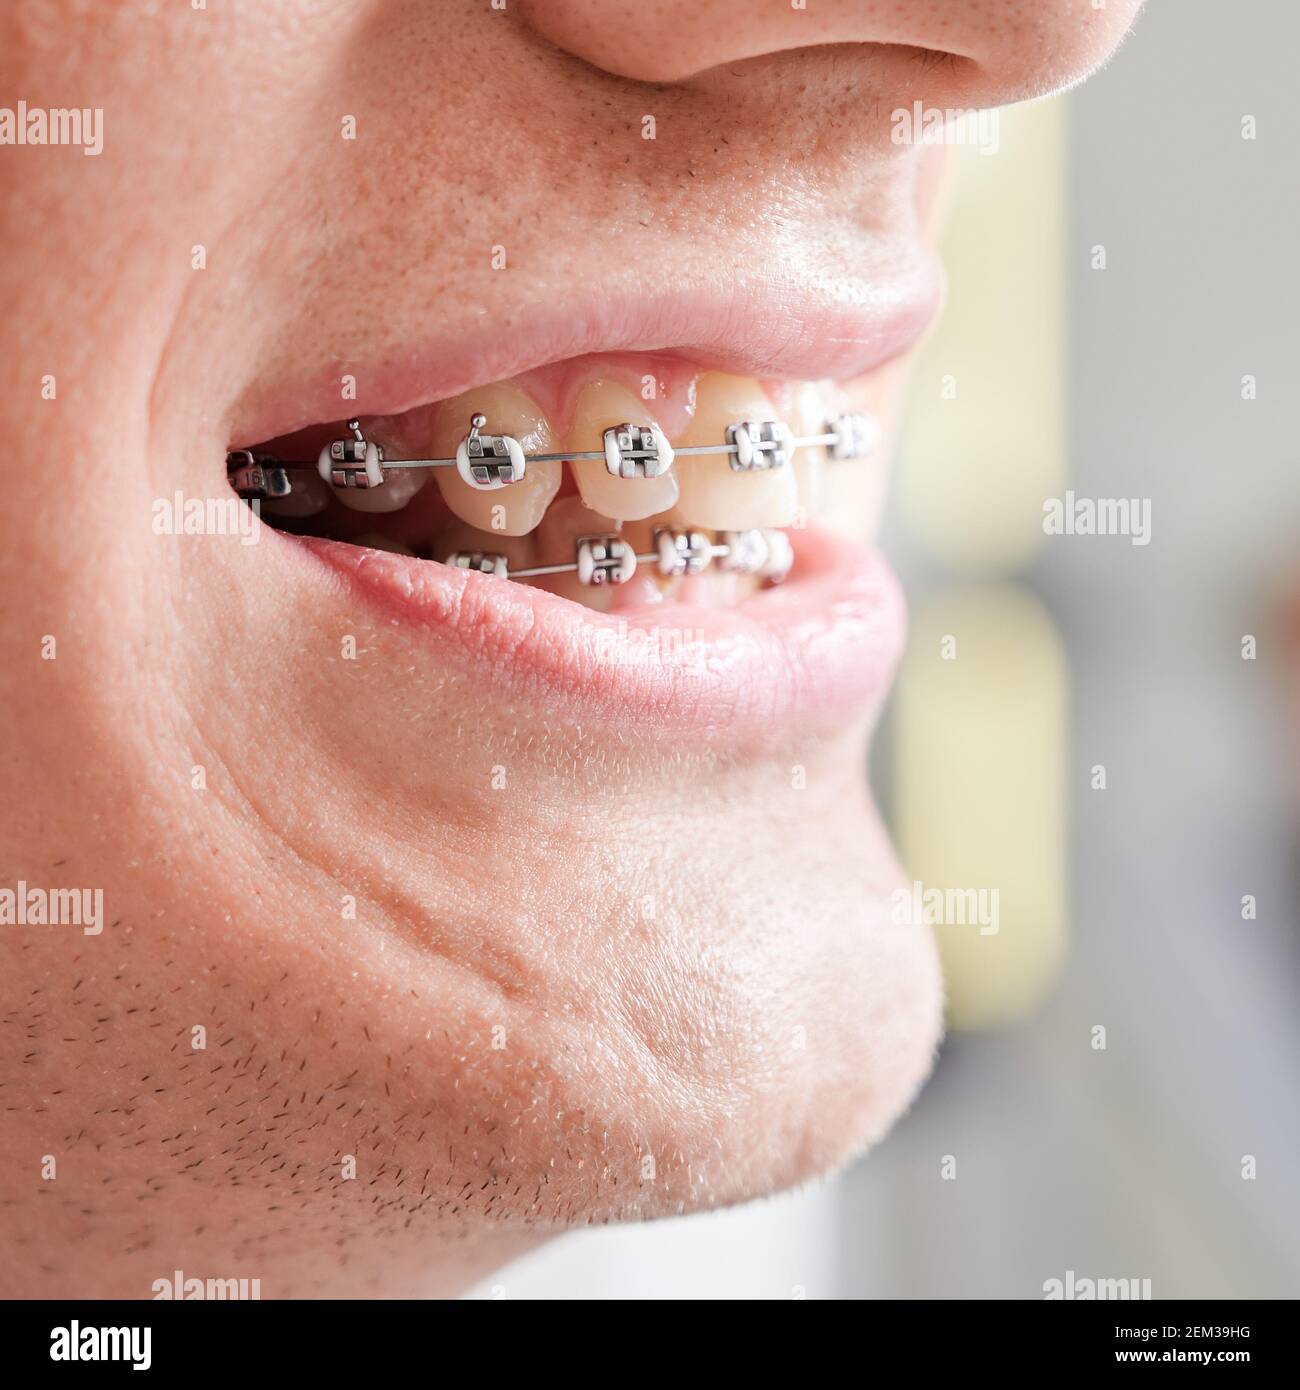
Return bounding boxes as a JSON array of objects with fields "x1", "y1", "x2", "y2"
[
  {"x1": 245, "y1": 410, "x2": 876, "y2": 497},
  {"x1": 725, "y1": 419, "x2": 794, "y2": 472},
  {"x1": 316, "y1": 420, "x2": 385, "y2": 489},
  {"x1": 231, "y1": 375, "x2": 882, "y2": 550},
  {"x1": 455, "y1": 413, "x2": 528, "y2": 489}
]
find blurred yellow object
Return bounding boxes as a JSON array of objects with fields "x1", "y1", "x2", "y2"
[
  {"x1": 900, "y1": 102, "x2": 1066, "y2": 574},
  {"x1": 894, "y1": 584, "x2": 1067, "y2": 1028},
  {"x1": 891, "y1": 101, "x2": 1069, "y2": 1028}
]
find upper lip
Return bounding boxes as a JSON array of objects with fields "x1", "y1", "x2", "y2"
[{"x1": 231, "y1": 249, "x2": 942, "y2": 447}]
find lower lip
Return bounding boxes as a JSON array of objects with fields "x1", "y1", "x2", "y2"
[{"x1": 289, "y1": 525, "x2": 906, "y2": 739}]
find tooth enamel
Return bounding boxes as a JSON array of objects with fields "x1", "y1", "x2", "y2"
[
  {"x1": 674, "y1": 373, "x2": 799, "y2": 530},
  {"x1": 812, "y1": 387, "x2": 889, "y2": 543},
  {"x1": 455, "y1": 414, "x2": 528, "y2": 490},
  {"x1": 314, "y1": 420, "x2": 427, "y2": 513},
  {"x1": 332, "y1": 466, "x2": 429, "y2": 514},
  {"x1": 567, "y1": 382, "x2": 679, "y2": 521},
  {"x1": 534, "y1": 496, "x2": 613, "y2": 562},
  {"x1": 792, "y1": 382, "x2": 830, "y2": 517},
  {"x1": 430, "y1": 385, "x2": 560, "y2": 535},
  {"x1": 527, "y1": 496, "x2": 625, "y2": 610}
]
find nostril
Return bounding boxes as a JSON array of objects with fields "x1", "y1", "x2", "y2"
[{"x1": 515, "y1": 0, "x2": 1144, "y2": 109}]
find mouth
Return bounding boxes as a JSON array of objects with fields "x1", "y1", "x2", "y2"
[{"x1": 226, "y1": 265, "x2": 937, "y2": 737}]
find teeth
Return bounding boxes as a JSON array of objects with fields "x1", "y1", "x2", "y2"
[
  {"x1": 720, "y1": 528, "x2": 794, "y2": 582},
  {"x1": 674, "y1": 373, "x2": 799, "y2": 530},
  {"x1": 654, "y1": 527, "x2": 713, "y2": 578},
  {"x1": 532, "y1": 497, "x2": 637, "y2": 611},
  {"x1": 535, "y1": 496, "x2": 616, "y2": 563},
  {"x1": 332, "y1": 463, "x2": 428, "y2": 514},
  {"x1": 566, "y1": 382, "x2": 679, "y2": 521},
  {"x1": 250, "y1": 367, "x2": 867, "y2": 612},
  {"x1": 429, "y1": 384, "x2": 560, "y2": 535},
  {"x1": 792, "y1": 382, "x2": 830, "y2": 517}
]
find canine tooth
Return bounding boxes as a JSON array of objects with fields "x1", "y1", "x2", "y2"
[
  {"x1": 455, "y1": 414, "x2": 527, "y2": 490},
  {"x1": 567, "y1": 382, "x2": 679, "y2": 521},
  {"x1": 674, "y1": 374, "x2": 798, "y2": 529},
  {"x1": 429, "y1": 385, "x2": 560, "y2": 535}
]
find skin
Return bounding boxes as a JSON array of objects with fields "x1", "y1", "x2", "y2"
[{"x1": 0, "y1": 1, "x2": 1141, "y2": 1298}]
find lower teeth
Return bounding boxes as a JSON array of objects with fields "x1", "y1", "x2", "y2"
[{"x1": 444, "y1": 526, "x2": 794, "y2": 588}]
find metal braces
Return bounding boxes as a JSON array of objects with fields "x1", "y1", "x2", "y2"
[
  {"x1": 446, "y1": 526, "x2": 795, "y2": 587},
  {"x1": 226, "y1": 410, "x2": 872, "y2": 588},
  {"x1": 226, "y1": 410, "x2": 881, "y2": 499}
]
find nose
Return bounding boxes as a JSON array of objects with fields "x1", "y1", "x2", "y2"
[{"x1": 518, "y1": 0, "x2": 1143, "y2": 108}]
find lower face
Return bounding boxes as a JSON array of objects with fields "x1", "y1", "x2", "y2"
[
  {"x1": 206, "y1": 351, "x2": 944, "y2": 1256},
  {"x1": 0, "y1": 4, "x2": 949, "y2": 1297}
]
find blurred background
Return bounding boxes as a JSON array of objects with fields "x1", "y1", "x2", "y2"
[{"x1": 471, "y1": 0, "x2": 1300, "y2": 1297}]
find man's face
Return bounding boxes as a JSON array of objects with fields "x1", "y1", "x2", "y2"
[{"x1": 0, "y1": 0, "x2": 1141, "y2": 1296}]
